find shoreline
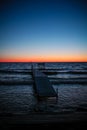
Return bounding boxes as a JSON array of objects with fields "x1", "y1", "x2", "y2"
[{"x1": 0, "y1": 112, "x2": 87, "y2": 129}]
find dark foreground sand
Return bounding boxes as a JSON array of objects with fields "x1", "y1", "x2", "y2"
[{"x1": 0, "y1": 112, "x2": 87, "y2": 129}]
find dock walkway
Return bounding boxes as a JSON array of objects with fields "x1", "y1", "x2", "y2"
[{"x1": 32, "y1": 64, "x2": 57, "y2": 99}]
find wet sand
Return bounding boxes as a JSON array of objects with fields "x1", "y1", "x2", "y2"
[{"x1": 0, "y1": 112, "x2": 87, "y2": 129}]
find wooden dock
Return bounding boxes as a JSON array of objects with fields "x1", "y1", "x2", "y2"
[{"x1": 32, "y1": 64, "x2": 57, "y2": 99}]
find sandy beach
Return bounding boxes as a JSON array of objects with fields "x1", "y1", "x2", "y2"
[{"x1": 0, "y1": 112, "x2": 87, "y2": 129}]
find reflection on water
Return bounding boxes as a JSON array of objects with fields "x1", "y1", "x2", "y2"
[
  {"x1": 0, "y1": 84, "x2": 87, "y2": 114},
  {"x1": 0, "y1": 85, "x2": 37, "y2": 114}
]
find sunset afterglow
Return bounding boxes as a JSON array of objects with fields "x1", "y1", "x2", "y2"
[{"x1": 0, "y1": 0, "x2": 87, "y2": 62}]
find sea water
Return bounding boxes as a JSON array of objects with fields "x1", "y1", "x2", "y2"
[{"x1": 0, "y1": 62, "x2": 87, "y2": 114}]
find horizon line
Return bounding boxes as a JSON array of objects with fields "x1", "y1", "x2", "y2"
[{"x1": 0, "y1": 61, "x2": 87, "y2": 63}]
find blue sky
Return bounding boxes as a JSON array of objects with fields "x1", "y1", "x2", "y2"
[{"x1": 0, "y1": 0, "x2": 87, "y2": 62}]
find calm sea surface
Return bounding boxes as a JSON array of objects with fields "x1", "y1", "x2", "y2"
[{"x1": 0, "y1": 62, "x2": 87, "y2": 114}]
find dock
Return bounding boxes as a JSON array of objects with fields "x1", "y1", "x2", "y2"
[{"x1": 32, "y1": 64, "x2": 57, "y2": 99}]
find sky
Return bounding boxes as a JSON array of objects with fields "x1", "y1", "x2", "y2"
[{"x1": 0, "y1": 0, "x2": 87, "y2": 62}]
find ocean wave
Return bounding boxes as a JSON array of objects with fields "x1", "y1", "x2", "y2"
[
  {"x1": 0, "y1": 80, "x2": 33, "y2": 85},
  {"x1": 0, "y1": 69, "x2": 32, "y2": 74},
  {"x1": 0, "y1": 78, "x2": 87, "y2": 85}
]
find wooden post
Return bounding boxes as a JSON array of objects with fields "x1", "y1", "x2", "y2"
[{"x1": 56, "y1": 88, "x2": 58, "y2": 103}]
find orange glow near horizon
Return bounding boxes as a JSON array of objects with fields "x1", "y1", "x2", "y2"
[{"x1": 0, "y1": 55, "x2": 87, "y2": 62}]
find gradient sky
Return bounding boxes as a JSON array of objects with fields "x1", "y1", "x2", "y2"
[{"x1": 0, "y1": 0, "x2": 87, "y2": 62}]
